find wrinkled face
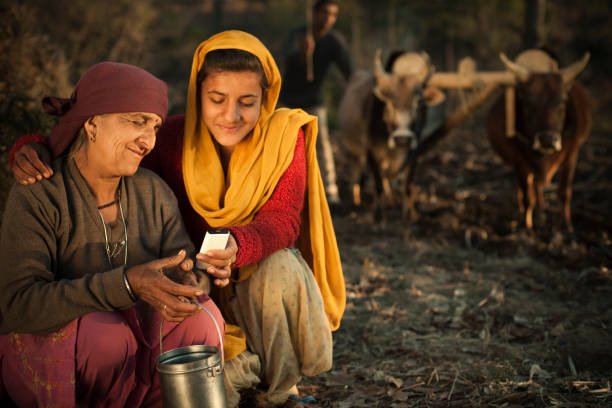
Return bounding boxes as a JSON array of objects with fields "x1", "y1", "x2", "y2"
[
  {"x1": 517, "y1": 74, "x2": 569, "y2": 154},
  {"x1": 200, "y1": 70, "x2": 263, "y2": 155},
  {"x1": 86, "y1": 112, "x2": 161, "y2": 176},
  {"x1": 374, "y1": 76, "x2": 424, "y2": 150},
  {"x1": 314, "y1": 3, "x2": 339, "y2": 34}
]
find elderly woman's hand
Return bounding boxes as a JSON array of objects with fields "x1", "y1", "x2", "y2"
[
  {"x1": 195, "y1": 233, "x2": 237, "y2": 288},
  {"x1": 163, "y1": 256, "x2": 198, "y2": 287},
  {"x1": 126, "y1": 250, "x2": 203, "y2": 322}
]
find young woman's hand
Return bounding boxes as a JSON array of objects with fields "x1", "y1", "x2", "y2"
[
  {"x1": 195, "y1": 233, "x2": 237, "y2": 288},
  {"x1": 11, "y1": 143, "x2": 53, "y2": 185}
]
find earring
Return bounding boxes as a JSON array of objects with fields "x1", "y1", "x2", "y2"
[{"x1": 88, "y1": 120, "x2": 96, "y2": 142}]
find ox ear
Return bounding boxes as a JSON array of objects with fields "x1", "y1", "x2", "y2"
[
  {"x1": 561, "y1": 52, "x2": 590, "y2": 85},
  {"x1": 500, "y1": 52, "x2": 530, "y2": 82},
  {"x1": 373, "y1": 84, "x2": 390, "y2": 103},
  {"x1": 424, "y1": 87, "x2": 445, "y2": 107},
  {"x1": 420, "y1": 52, "x2": 433, "y2": 72}
]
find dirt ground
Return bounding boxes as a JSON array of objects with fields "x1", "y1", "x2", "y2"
[{"x1": 297, "y1": 108, "x2": 612, "y2": 407}]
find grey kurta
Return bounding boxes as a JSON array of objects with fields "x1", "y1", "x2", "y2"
[{"x1": 0, "y1": 157, "x2": 194, "y2": 335}]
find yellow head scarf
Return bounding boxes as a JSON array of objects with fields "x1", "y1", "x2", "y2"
[{"x1": 182, "y1": 30, "x2": 345, "y2": 361}]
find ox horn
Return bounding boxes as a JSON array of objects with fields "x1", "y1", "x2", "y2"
[
  {"x1": 373, "y1": 49, "x2": 392, "y2": 98},
  {"x1": 500, "y1": 52, "x2": 530, "y2": 82},
  {"x1": 373, "y1": 49, "x2": 389, "y2": 81},
  {"x1": 561, "y1": 52, "x2": 590, "y2": 84}
]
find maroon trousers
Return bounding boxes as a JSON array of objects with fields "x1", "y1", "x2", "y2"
[{"x1": 0, "y1": 296, "x2": 223, "y2": 407}]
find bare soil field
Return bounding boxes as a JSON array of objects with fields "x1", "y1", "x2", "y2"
[{"x1": 298, "y1": 112, "x2": 612, "y2": 407}]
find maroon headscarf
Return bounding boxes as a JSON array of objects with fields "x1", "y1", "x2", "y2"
[{"x1": 43, "y1": 62, "x2": 168, "y2": 157}]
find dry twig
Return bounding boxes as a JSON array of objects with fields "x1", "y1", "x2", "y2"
[{"x1": 447, "y1": 370, "x2": 459, "y2": 400}]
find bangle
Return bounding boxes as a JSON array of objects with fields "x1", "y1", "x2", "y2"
[{"x1": 123, "y1": 270, "x2": 136, "y2": 302}]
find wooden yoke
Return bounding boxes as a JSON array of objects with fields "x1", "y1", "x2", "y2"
[
  {"x1": 428, "y1": 71, "x2": 515, "y2": 88},
  {"x1": 428, "y1": 62, "x2": 517, "y2": 138},
  {"x1": 505, "y1": 86, "x2": 516, "y2": 138}
]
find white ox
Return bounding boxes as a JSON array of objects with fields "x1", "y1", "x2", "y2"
[{"x1": 337, "y1": 51, "x2": 445, "y2": 221}]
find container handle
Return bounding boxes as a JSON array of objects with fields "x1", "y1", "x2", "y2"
[{"x1": 159, "y1": 297, "x2": 225, "y2": 369}]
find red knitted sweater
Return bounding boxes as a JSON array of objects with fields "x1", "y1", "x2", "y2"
[{"x1": 141, "y1": 115, "x2": 306, "y2": 268}]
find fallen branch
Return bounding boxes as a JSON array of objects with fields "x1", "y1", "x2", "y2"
[
  {"x1": 568, "y1": 354, "x2": 578, "y2": 376},
  {"x1": 427, "y1": 368, "x2": 440, "y2": 385}
]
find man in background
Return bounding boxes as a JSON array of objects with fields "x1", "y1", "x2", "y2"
[{"x1": 280, "y1": 0, "x2": 353, "y2": 206}]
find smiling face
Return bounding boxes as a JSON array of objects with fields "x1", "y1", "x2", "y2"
[
  {"x1": 200, "y1": 70, "x2": 263, "y2": 155},
  {"x1": 84, "y1": 112, "x2": 161, "y2": 177}
]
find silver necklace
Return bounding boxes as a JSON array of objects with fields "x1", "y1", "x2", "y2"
[{"x1": 98, "y1": 199, "x2": 128, "y2": 268}]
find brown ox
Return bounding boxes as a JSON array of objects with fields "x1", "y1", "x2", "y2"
[
  {"x1": 487, "y1": 49, "x2": 591, "y2": 231},
  {"x1": 337, "y1": 51, "x2": 446, "y2": 221}
]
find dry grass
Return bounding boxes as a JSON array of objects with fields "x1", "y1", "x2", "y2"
[{"x1": 299, "y1": 111, "x2": 612, "y2": 407}]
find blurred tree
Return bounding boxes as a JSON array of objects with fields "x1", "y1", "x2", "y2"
[
  {"x1": 0, "y1": 3, "x2": 71, "y2": 133},
  {"x1": 1, "y1": 0, "x2": 609, "y2": 215},
  {"x1": 524, "y1": 0, "x2": 547, "y2": 48},
  {"x1": 26, "y1": 0, "x2": 157, "y2": 81},
  {"x1": 0, "y1": 3, "x2": 71, "y2": 214},
  {"x1": 1, "y1": 0, "x2": 157, "y2": 140}
]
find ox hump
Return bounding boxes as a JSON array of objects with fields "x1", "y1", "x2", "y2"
[
  {"x1": 515, "y1": 49, "x2": 559, "y2": 73},
  {"x1": 391, "y1": 52, "x2": 430, "y2": 80}
]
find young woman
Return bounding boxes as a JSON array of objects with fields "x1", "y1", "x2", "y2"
[
  {"x1": 0, "y1": 61, "x2": 225, "y2": 407},
  {"x1": 9, "y1": 30, "x2": 346, "y2": 407}
]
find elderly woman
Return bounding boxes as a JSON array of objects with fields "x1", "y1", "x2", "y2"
[{"x1": 0, "y1": 62, "x2": 225, "y2": 407}]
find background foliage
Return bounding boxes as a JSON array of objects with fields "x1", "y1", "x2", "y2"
[{"x1": 1, "y1": 0, "x2": 610, "y2": 213}]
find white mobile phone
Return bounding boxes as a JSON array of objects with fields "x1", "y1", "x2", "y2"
[{"x1": 195, "y1": 229, "x2": 230, "y2": 270}]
